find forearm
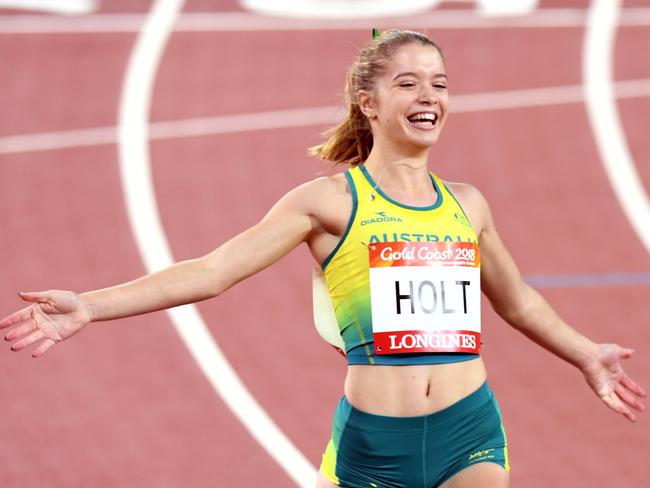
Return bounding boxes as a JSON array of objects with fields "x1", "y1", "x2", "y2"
[
  {"x1": 77, "y1": 181, "x2": 316, "y2": 324},
  {"x1": 80, "y1": 256, "x2": 219, "y2": 322},
  {"x1": 493, "y1": 284, "x2": 599, "y2": 370},
  {"x1": 79, "y1": 218, "x2": 300, "y2": 323}
]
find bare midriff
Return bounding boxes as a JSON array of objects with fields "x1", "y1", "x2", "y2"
[{"x1": 344, "y1": 358, "x2": 487, "y2": 417}]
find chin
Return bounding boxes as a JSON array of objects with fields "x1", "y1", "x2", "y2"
[
  {"x1": 410, "y1": 132, "x2": 442, "y2": 149},
  {"x1": 401, "y1": 125, "x2": 444, "y2": 149}
]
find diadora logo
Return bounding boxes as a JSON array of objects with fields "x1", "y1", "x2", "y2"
[{"x1": 360, "y1": 211, "x2": 404, "y2": 226}]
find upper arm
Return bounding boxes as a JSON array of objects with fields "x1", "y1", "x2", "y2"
[
  {"x1": 198, "y1": 179, "x2": 324, "y2": 295},
  {"x1": 446, "y1": 182, "x2": 528, "y2": 316}
]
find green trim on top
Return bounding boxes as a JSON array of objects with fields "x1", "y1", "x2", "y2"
[
  {"x1": 321, "y1": 170, "x2": 358, "y2": 270},
  {"x1": 359, "y1": 164, "x2": 443, "y2": 211}
]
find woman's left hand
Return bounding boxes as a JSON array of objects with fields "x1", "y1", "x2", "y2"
[{"x1": 581, "y1": 344, "x2": 646, "y2": 422}]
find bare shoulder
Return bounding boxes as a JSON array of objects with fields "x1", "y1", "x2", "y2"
[
  {"x1": 285, "y1": 172, "x2": 350, "y2": 214},
  {"x1": 443, "y1": 181, "x2": 492, "y2": 235},
  {"x1": 444, "y1": 181, "x2": 487, "y2": 206},
  {"x1": 282, "y1": 172, "x2": 352, "y2": 261},
  {"x1": 300, "y1": 172, "x2": 349, "y2": 196}
]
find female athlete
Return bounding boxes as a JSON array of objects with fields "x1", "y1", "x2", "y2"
[{"x1": 1, "y1": 30, "x2": 645, "y2": 488}]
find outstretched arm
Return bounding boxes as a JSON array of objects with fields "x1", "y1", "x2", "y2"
[
  {"x1": 453, "y1": 183, "x2": 646, "y2": 422},
  {"x1": 1, "y1": 180, "x2": 321, "y2": 357}
]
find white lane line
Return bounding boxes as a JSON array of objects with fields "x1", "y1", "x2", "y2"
[
  {"x1": 0, "y1": 0, "x2": 96, "y2": 15},
  {"x1": 148, "y1": 105, "x2": 343, "y2": 140},
  {"x1": 2, "y1": 8, "x2": 650, "y2": 34},
  {"x1": 115, "y1": 1, "x2": 317, "y2": 486},
  {"x1": 3, "y1": 79, "x2": 650, "y2": 155},
  {"x1": 583, "y1": 0, "x2": 650, "y2": 255},
  {"x1": 0, "y1": 126, "x2": 116, "y2": 154}
]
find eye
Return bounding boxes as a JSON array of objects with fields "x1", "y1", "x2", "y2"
[
  {"x1": 398, "y1": 81, "x2": 416, "y2": 88},
  {"x1": 433, "y1": 83, "x2": 447, "y2": 90}
]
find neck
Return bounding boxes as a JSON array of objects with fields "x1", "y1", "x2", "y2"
[{"x1": 363, "y1": 142, "x2": 432, "y2": 195}]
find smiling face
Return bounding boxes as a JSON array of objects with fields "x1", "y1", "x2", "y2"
[{"x1": 359, "y1": 43, "x2": 448, "y2": 155}]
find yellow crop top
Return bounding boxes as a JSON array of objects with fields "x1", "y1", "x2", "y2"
[{"x1": 321, "y1": 164, "x2": 481, "y2": 365}]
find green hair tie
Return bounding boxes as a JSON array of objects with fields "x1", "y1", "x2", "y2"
[{"x1": 372, "y1": 27, "x2": 381, "y2": 39}]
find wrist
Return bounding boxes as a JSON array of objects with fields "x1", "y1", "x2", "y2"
[
  {"x1": 574, "y1": 339, "x2": 600, "y2": 371},
  {"x1": 78, "y1": 292, "x2": 98, "y2": 323}
]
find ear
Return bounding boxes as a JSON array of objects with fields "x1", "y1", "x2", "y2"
[{"x1": 358, "y1": 90, "x2": 376, "y2": 120}]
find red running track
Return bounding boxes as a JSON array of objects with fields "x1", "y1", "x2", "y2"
[{"x1": 1, "y1": 1, "x2": 649, "y2": 486}]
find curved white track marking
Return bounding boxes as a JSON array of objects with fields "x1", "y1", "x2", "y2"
[
  {"x1": 241, "y1": 0, "x2": 441, "y2": 18},
  {"x1": 5, "y1": 9, "x2": 650, "y2": 34},
  {"x1": 0, "y1": 0, "x2": 95, "y2": 15},
  {"x1": 583, "y1": 0, "x2": 650, "y2": 255},
  {"x1": 475, "y1": 0, "x2": 538, "y2": 16},
  {"x1": 240, "y1": 0, "x2": 538, "y2": 18},
  {"x1": 116, "y1": 1, "x2": 317, "y2": 486},
  {"x1": 4, "y1": 79, "x2": 650, "y2": 155}
]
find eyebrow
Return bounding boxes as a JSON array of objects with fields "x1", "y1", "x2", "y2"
[{"x1": 393, "y1": 72, "x2": 448, "y2": 81}]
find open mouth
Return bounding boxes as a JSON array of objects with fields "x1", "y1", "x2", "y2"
[{"x1": 407, "y1": 112, "x2": 439, "y2": 129}]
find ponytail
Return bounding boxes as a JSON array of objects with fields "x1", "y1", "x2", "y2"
[{"x1": 308, "y1": 68, "x2": 373, "y2": 166}]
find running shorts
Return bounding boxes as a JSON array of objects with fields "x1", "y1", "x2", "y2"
[{"x1": 320, "y1": 381, "x2": 509, "y2": 487}]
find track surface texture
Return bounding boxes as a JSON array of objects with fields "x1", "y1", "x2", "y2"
[{"x1": 1, "y1": 1, "x2": 649, "y2": 487}]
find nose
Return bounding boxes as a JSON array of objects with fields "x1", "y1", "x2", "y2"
[{"x1": 418, "y1": 84, "x2": 438, "y2": 105}]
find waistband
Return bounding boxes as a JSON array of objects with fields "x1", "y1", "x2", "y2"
[
  {"x1": 346, "y1": 346, "x2": 480, "y2": 365},
  {"x1": 339, "y1": 381, "x2": 493, "y2": 431}
]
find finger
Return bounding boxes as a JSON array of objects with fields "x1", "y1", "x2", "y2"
[
  {"x1": 4, "y1": 318, "x2": 37, "y2": 342},
  {"x1": 32, "y1": 339, "x2": 55, "y2": 358},
  {"x1": 18, "y1": 291, "x2": 50, "y2": 304},
  {"x1": 0, "y1": 305, "x2": 34, "y2": 329},
  {"x1": 621, "y1": 374, "x2": 647, "y2": 398},
  {"x1": 619, "y1": 347, "x2": 635, "y2": 359},
  {"x1": 10, "y1": 329, "x2": 45, "y2": 352},
  {"x1": 601, "y1": 391, "x2": 636, "y2": 422},
  {"x1": 615, "y1": 384, "x2": 646, "y2": 412}
]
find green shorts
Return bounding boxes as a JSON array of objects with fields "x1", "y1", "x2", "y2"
[{"x1": 320, "y1": 381, "x2": 509, "y2": 487}]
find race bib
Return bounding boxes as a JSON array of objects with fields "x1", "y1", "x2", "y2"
[{"x1": 369, "y1": 241, "x2": 481, "y2": 355}]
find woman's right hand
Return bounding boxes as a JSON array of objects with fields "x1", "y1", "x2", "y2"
[{"x1": 0, "y1": 290, "x2": 92, "y2": 358}]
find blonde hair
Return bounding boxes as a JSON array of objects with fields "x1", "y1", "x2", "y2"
[{"x1": 309, "y1": 30, "x2": 443, "y2": 166}]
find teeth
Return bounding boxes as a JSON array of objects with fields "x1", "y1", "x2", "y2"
[{"x1": 408, "y1": 113, "x2": 438, "y2": 125}]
